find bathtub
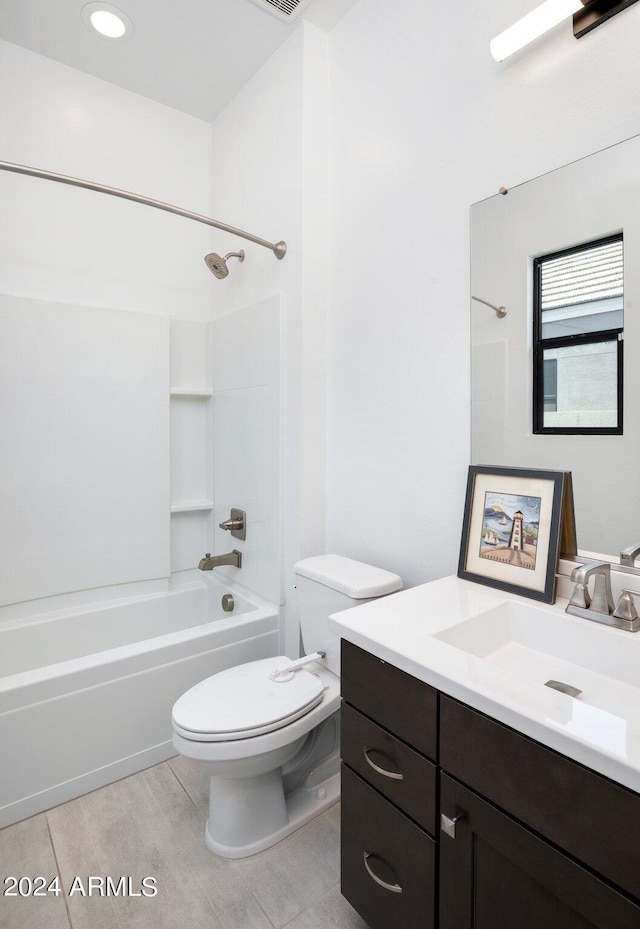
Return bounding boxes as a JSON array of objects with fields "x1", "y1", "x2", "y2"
[{"x1": 0, "y1": 573, "x2": 279, "y2": 828}]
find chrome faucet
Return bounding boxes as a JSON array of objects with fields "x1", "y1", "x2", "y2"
[
  {"x1": 198, "y1": 550, "x2": 242, "y2": 571},
  {"x1": 567, "y1": 561, "x2": 614, "y2": 613},
  {"x1": 565, "y1": 560, "x2": 639, "y2": 632}
]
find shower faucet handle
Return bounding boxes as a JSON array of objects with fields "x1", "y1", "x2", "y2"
[{"x1": 218, "y1": 508, "x2": 246, "y2": 541}]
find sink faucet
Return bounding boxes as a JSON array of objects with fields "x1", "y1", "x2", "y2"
[
  {"x1": 565, "y1": 560, "x2": 639, "y2": 632},
  {"x1": 567, "y1": 561, "x2": 614, "y2": 613},
  {"x1": 198, "y1": 550, "x2": 242, "y2": 571}
]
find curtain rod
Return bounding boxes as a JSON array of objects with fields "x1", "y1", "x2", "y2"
[
  {"x1": 0, "y1": 159, "x2": 287, "y2": 260},
  {"x1": 472, "y1": 295, "x2": 507, "y2": 318}
]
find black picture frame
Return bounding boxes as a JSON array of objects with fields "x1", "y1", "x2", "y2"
[{"x1": 458, "y1": 465, "x2": 566, "y2": 603}]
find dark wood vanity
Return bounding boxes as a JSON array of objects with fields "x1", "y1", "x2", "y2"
[{"x1": 340, "y1": 639, "x2": 640, "y2": 929}]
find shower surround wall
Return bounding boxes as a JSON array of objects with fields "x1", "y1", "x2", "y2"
[
  {"x1": 0, "y1": 33, "x2": 289, "y2": 619},
  {"x1": 0, "y1": 295, "x2": 170, "y2": 603},
  {"x1": 211, "y1": 295, "x2": 284, "y2": 605}
]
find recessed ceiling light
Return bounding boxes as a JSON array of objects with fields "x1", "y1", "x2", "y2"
[{"x1": 81, "y1": 3, "x2": 134, "y2": 40}]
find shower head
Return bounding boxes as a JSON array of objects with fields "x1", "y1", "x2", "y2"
[{"x1": 204, "y1": 249, "x2": 245, "y2": 279}]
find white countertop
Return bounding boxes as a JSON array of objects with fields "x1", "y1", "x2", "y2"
[{"x1": 329, "y1": 575, "x2": 640, "y2": 794}]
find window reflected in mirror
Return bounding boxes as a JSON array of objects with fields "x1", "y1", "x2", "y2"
[{"x1": 533, "y1": 234, "x2": 623, "y2": 434}]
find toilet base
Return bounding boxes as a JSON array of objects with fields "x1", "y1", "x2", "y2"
[{"x1": 204, "y1": 770, "x2": 340, "y2": 859}]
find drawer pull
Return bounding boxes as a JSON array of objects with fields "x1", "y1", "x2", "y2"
[
  {"x1": 363, "y1": 748, "x2": 404, "y2": 781},
  {"x1": 363, "y1": 851, "x2": 403, "y2": 894},
  {"x1": 440, "y1": 812, "x2": 465, "y2": 840}
]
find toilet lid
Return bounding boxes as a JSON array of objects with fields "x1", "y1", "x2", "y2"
[{"x1": 172, "y1": 656, "x2": 326, "y2": 742}]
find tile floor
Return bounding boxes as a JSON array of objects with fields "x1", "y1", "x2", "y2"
[{"x1": 0, "y1": 756, "x2": 368, "y2": 929}]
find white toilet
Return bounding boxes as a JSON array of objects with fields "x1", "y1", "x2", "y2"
[{"x1": 171, "y1": 554, "x2": 402, "y2": 859}]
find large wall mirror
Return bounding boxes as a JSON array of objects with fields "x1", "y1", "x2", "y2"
[{"x1": 471, "y1": 133, "x2": 640, "y2": 564}]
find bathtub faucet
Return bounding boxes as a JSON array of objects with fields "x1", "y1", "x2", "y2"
[{"x1": 198, "y1": 550, "x2": 242, "y2": 570}]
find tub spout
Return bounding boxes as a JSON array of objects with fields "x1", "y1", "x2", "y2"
[{"x1": 198, "y1": 550, "x2": 242, "y2": 570}]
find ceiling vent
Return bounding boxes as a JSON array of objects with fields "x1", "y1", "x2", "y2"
[{"x1": 247, "y1": 0, "x2": 315, "y2": 23}]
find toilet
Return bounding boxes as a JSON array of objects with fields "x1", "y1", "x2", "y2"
[{"x1": 171, "y1": 554, "x2": 402, "y2": 859}]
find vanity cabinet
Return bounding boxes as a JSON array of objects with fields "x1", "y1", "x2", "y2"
[
  {"x1": 340, "y1": 640, "x2": 640, "y2": 929},
  {"x1": 340, "y1": 641, "x2": 438, "y2": 929}
]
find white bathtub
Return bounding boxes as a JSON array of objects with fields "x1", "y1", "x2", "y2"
[{"x1": 0, "y1": 573, "x2": 279, "y2": 828}]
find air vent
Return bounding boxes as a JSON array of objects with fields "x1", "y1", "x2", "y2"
[{"x1": 247, "y1": 0, "x2": 315, "y2": 22}]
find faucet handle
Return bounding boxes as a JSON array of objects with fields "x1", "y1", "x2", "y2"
[
  {"x1": 613, "y1": 590, "x2": 639, "y2": 623},
  {"x1": 218, "y1": 508, "x2": 246, "y2": 541},
  {"x1": 568, "y1": 580, "x2": 591, "y2": 610}
]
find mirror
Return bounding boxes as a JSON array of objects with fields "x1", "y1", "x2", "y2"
[{"x1": 471, "y1": 132, "x2": 640, "y2": 563}]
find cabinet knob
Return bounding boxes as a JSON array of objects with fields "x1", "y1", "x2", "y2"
[
  {"x1": 363, "y1": 851, "x2": 403, "y2": 894},
  {"x1": 440, "y1": 812, "x2": 465, "y2": 839},
  {"x1": 363, "y1": 748, "x2": 404, "y2": 781}
]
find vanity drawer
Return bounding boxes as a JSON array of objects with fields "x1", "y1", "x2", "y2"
[
  {"x1": 440, "y1": 696, "x2": 640, "y2": 902},
  {"x1": 341, "y1": 640, "x2": 438, "y2": 759},
  {"x1": 341, "y1": 764, "x2": 435, "y2": 929},
  {"x1": 341, "y1": 703, "x2": 437, "y2": 834}
]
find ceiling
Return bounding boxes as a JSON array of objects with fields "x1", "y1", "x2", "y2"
[{"x1": 0, "y1": 0, "x2": 356, "y2": 121}]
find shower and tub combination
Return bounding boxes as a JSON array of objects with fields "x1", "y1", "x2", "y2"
[
  {"x1": 0, "y1": 572, "x2": 278, "y2": 828},
  {"x1": 0, "y1": 159, "x2": 287, "y2": 829}
]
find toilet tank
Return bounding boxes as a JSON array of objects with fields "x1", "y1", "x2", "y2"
[{"x1": 294, "y1": 555, "x2": 402, "y2": 675}]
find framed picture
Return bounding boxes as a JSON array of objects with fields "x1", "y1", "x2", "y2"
[{"x1": 458, "y1": 465, "x2": 567, "y2": 603}]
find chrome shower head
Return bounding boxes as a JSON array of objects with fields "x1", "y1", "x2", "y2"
[{"x1": 204, "y1": 249, "x2": 245, "y2": 279}]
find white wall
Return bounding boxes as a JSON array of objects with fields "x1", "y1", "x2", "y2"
[
  {"x1": 325, "y1": 0, "x2": 640, "y2": 588},
  {"x1": 0, "y1": 39, "x2": 213, "y2": 319}
]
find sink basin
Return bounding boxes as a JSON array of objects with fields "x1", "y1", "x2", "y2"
[{"x1": 434, "y1": 601, "x2": 640, "y2": 721}]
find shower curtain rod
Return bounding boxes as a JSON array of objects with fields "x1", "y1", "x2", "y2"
[{"x1": 0, "y1": 159, "x2": 287, "y2": 260}]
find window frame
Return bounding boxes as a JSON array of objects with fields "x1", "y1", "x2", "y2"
[
  {"x1": 542, "y1": 357, "x2": 557, "y2": 412},
  {"x1": 532, "y1": 234, "x2": 624, "y2": 436}
]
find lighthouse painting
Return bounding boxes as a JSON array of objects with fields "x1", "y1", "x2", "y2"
[
  {"x1": 459, "y1": 465, "x2": 567, "y2": 603},
  {"x1": 479, "y1": 492, "x2": 541, "y2": 570}
]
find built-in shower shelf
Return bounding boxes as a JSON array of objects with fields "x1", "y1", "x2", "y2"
[
  {"x1": 170, "y1": 388, "x2": 213, "y2": 398},
  {"x1": 170, "y1": 500, "x2": 214, "y2": 514}
]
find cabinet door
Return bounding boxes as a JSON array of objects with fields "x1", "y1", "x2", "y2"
[{"x1": 439, "y1": 775, "x2": 640, "y2": 929}]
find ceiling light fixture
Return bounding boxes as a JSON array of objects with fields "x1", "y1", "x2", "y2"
[
  {"x1": 81, "y1": 2, "x2": 134, "y2": 40},
  {"x1": 490, "y1": 0, "x2": 639, "y2": 61}
]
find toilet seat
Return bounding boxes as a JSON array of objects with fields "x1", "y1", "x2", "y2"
[{"x1": 172, "y1": 656, "x2": 326, "y2": 742}]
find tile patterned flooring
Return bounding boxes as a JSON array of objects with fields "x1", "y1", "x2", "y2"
[{"x1": 0, "y1": 757, "x2": 368, "y2": 929}]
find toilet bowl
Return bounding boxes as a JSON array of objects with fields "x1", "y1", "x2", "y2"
[{"x1": 172, "y1": 555, "x2": 402, "y2": 858}]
